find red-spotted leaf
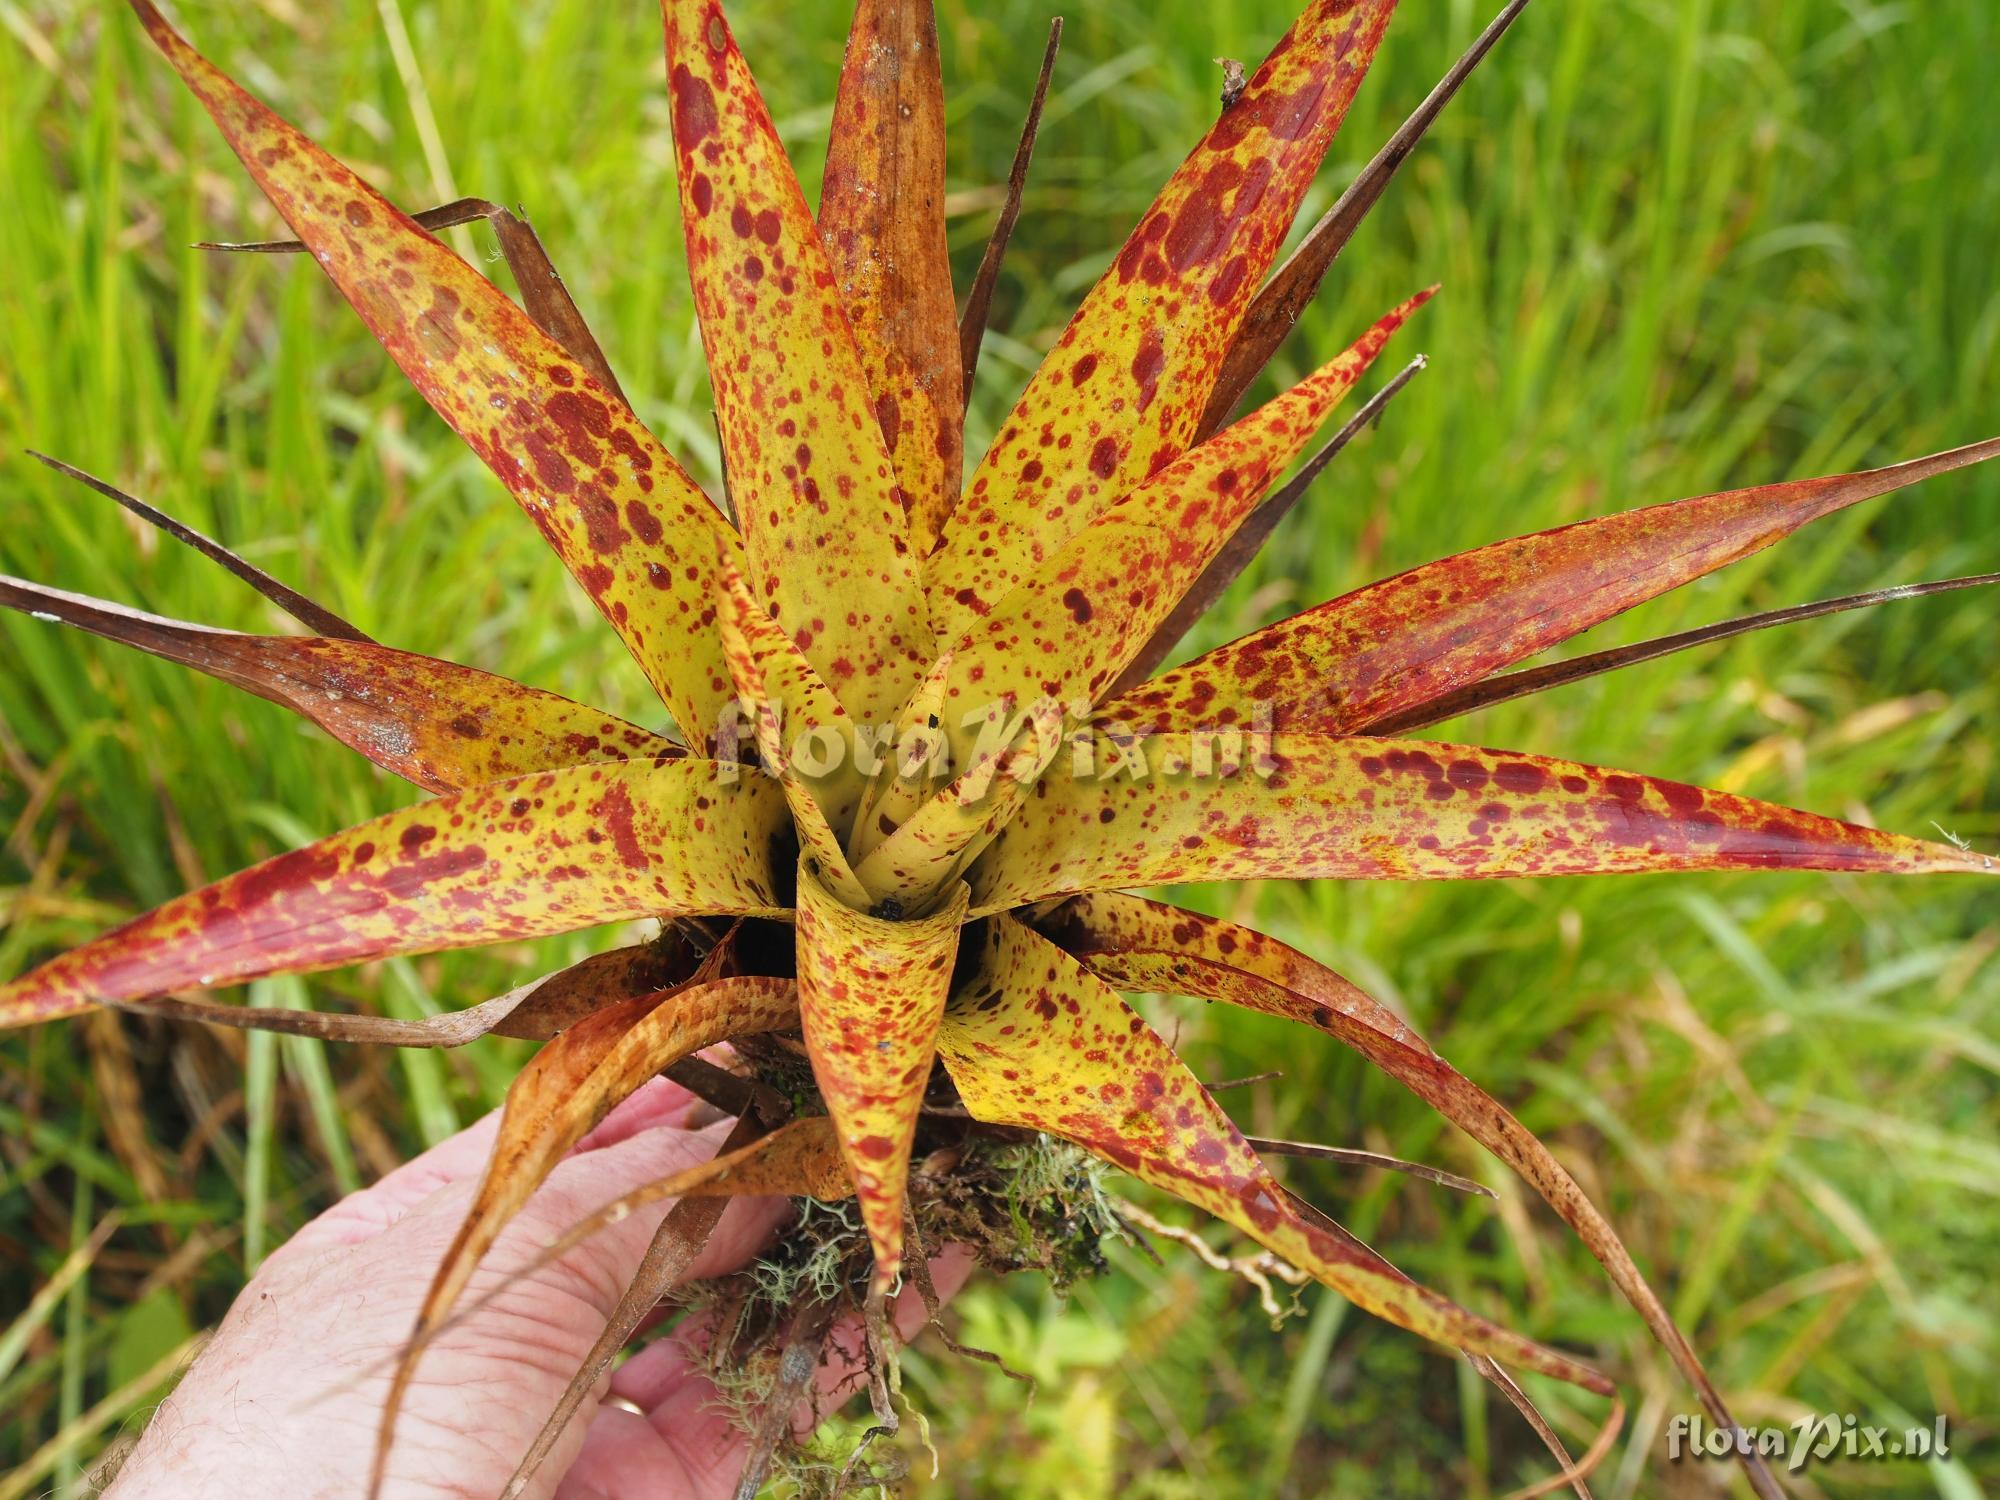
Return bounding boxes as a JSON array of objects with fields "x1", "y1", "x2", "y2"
[
  {"x1": 714, "y1": 551, "x2": 869, "y2": 903},
  {"x1": 0, "y1": 758, "x2": 789, "y2": 1029},
  {"x1": 969, "y1": 732, "x2": 1991, "y2": 911},
  {"x1": 820, "y1": 0, "x2": 963, "y2": 553},
  {"x1": 1042, "y1": 891, "x2": 1765, "y2": 1494},
  {"x1": 373, "y1": 970, "x2": 798, "y2": 1494},
  {"x1": 0, "y1": 577, "x2": 677, "y2": 794},
  {"x1": 936, "y1": 916, "x2": 1610, "y2": 1392},
  {"x1": 794, "y1": 859, "x2": 969, "y2": 1290},
  {"x1": 849, "y1": 648, "x2": 955, "y2": 863},
  {"x1": 127, "y1": 0, "x2": 738, "y2": 741},
  {"x1": 661, "y1": 0, "x2": 932, "y2": 731},
  {"x1": 937, "y1": 293, "x2": 1427, "y2": 771},
  {"x1": 1370, "y1": 570, "x2": 2000, "y2": 736},
  {"x1": 1103, "y1": 437, "x2": 2000, "y2": 736},
  {"x1": 1198, "y1": 0, "x2": 1530, "y2": 438},
  {"x1": 926, "y1": 0, "x2": 1399, "y2": 636}
]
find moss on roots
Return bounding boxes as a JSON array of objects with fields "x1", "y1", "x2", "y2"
[{"x1": 674, "y1": 1061, "x2": 1124, "y2": 1494}]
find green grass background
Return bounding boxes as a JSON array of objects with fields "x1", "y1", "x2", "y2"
[{"x1": 2, "y1": 0, "x2": 1997, "y2": 1493}]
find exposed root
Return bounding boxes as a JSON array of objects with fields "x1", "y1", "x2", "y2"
[{"x1": 1111, "y1": 1196, "x2": 1310, "y2": 1327}]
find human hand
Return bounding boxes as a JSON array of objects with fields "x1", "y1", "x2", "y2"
[{"x1": 105, "y1": 1077, "x2": 972, "y2": 1500}]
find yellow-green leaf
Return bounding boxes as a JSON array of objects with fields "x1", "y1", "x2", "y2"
[{"x1": 714, "y1": 550, "x2": 869, "y2": 904}]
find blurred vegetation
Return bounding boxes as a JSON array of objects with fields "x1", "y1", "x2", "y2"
[{"x1": 1, "y1": 0, "x2": 1996, "y2": 1494}]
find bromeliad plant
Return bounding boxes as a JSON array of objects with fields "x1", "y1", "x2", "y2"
[{"x1": 4, "y1": 0, "x2": 1996, "y2": 1494}]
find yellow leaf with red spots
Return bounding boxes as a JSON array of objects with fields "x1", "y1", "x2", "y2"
[
  {"x1": 937, "y1": 292, "x2": 1426, "y2": 771},
  {"x1": 1104, "y1": 437, "x2": 2000, "y2": 737},
  {"x1": 937, "y1": 916, "x2": 1611, "y2": 1392},
  {"x1": 129, "y1": 0, "x2": 739, "y2": 742},
  {"x1": 970, "y1": 733, "x2": 1990, "y2": 912},
  {"x1": 1044, "y1": 890, "x2": 1745, "y2": 1467},
  {"x1": 926, "y1": 0, "x2": 1398, "y2": 636},
  {"x1": 0, "y1": 758, "x2": 788, "y2": 1029},
  {"x1": 662, "y1": 0, "x2": 933, "y2": 731},
  {"x1": 794, "y1": 860, "x2": 968, "y2": 1289},
  {"x1": 377, "y1": 969, "x2": 799, "y2": 1485}
]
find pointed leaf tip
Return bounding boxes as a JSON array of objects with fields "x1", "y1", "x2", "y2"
[{"x1": 929, "y1": 0, "x2": 1401, "y2": 635}]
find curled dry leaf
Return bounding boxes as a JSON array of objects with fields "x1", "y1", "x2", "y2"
[{"x1": 372, "y1": 971, "x2": 800, "y2": 1494}]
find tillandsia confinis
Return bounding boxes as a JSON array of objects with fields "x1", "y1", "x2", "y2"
[{"x1": 2, "y1": 0, "x2": 1995, "y2": 1495}]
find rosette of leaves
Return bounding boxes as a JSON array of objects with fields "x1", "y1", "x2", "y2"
[{"x1": 3, "y1": 1, "x2": 1994, "y2": 1496}]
